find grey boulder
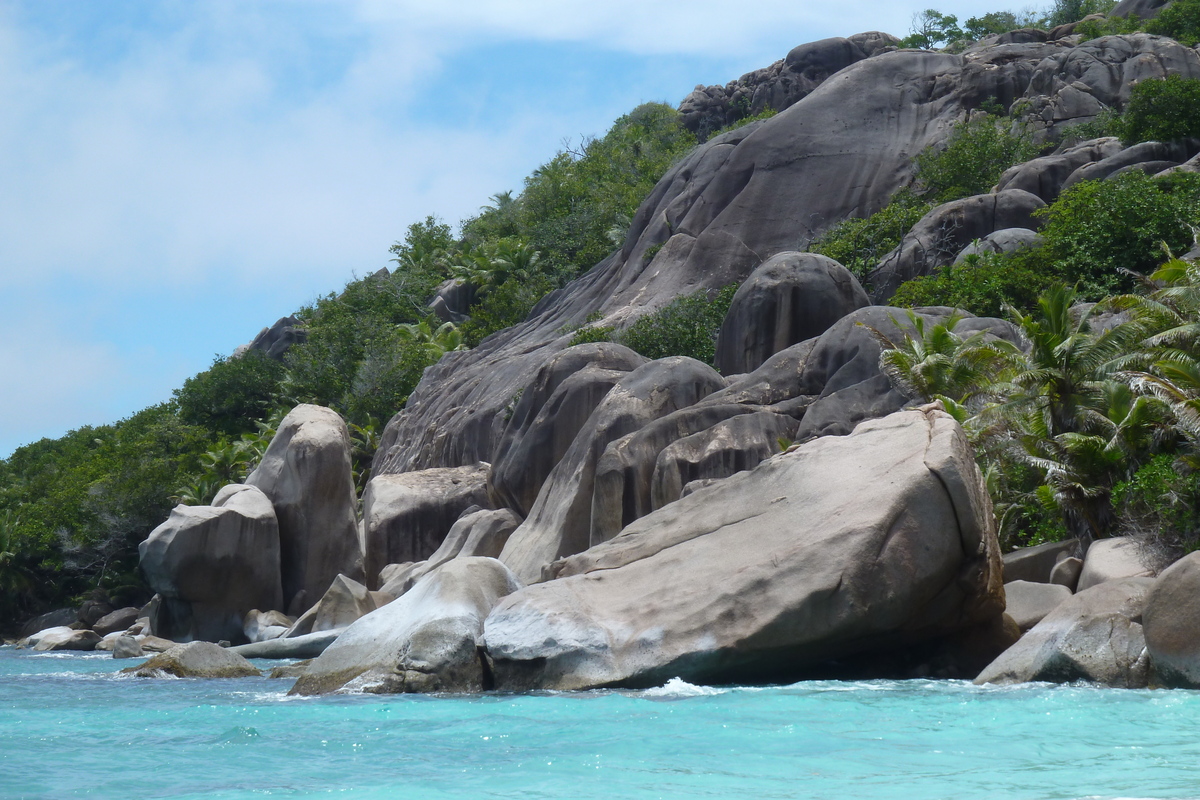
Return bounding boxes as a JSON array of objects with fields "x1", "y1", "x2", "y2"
[
  {"x1": 953, "y1": 228, "x2": 1043, "y2": 263},
  {"x1": 1142, "y1": 552, "x2": 1200, "y2": 687},
  {"x1": 1077, "y1": 537, "x2": 1154, "y2": 591},
  {"x1": 123, "y1": 641, "x2": 261, "y2": 679},
  {"x1": 1003, "y1": 580, "x2": 1073, "y2": 632},
  {"x1": 379, "y1": 507, "x2": 522, "y2": 597},
  {"x1": 247, "y1": 404, "x2": 362, "y2": 614},
  {"x1": 1002, "y1": 539, "x2": 1080, "y2": 583},
  {"x1": 484, "y1": 407, "x2": 1003, "y2": 690},
  {"x1": 995, "y1": 138, "x2": 1124, "y2": 202},
  {"x1": 361, "y1": 464, "x2": 490, "y2": 588},
  {"x1": 28, "y1": 627, "x2": 101, "y2": 652},
  {"x1": 286, "y1": 574, "x2": 381, "y2": 637},
  {"x1": 290, "y1": 557, "x2": 523, "y2": 696},
  {"x1": 714, "y1": 252, "x2": 868, "y2": 375},
  {"x1": 92, "y1": 607, "x2": 141, "y2": 636},
  {"x1": 499, "y1": 357, "x2": 726, "y2": 584},
  {"x1": 975, "y1": 577, "x2": 1153, "y2": 687},
  {"x1": 138, "y1": 483, "x2": 283, "y2": 643}
]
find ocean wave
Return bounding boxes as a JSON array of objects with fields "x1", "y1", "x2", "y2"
[{"x1": 640, "y1": 677, "x2": 727, "y2": 698}]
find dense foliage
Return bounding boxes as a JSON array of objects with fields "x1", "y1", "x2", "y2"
[
  {"x1": 914, "y1": 111, "x2": 1040, "y2": 203},
  {"x1": 809, "y1": 191, "x2": 934, "y2": 284},
  {"x1": 1117, "y1": 75, "x2": 1200, "y2": 146}
]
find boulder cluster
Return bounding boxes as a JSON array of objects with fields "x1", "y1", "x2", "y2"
[{"x1": 18, "y1": 26, "x2": 1200, "y2": 693}]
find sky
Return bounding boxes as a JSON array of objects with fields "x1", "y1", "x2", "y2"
[{"x1": 0, "y1": 0, "x2": 1031, "y2": 457}]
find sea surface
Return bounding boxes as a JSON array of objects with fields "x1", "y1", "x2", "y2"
[{"x1": 3, "y1": 646, "x2": 1200, "y2": 799}]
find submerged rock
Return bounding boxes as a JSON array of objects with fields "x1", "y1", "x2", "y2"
[
  {"x1": 290, "y1": 558, "x2": 523, "y2": 696},
  {"x1": 484, "y1": 407, "x2": 1003, "y2": 690}
]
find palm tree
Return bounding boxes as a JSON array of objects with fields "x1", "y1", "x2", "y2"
[{"x1": 396, "y1": 319, "x2": 466, "y2": 361}]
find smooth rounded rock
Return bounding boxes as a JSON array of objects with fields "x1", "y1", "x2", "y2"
[
  {"x1": 1004, "y1": 580, "x2": 1073, "y2": 631},
  {"x1": 1143, "y1": 552, "x2": 1200, "y2": 687},
  {"x1": 123, "y1": 641, "x2": 261, "y2": 678},
  {"x1": 1077, "y1": 538, "x2": 1154, "y2": 591}
]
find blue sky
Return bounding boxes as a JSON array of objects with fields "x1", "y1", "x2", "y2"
[{"x1": 0, "y1": 0, "x2": 1029, "y2": 457}]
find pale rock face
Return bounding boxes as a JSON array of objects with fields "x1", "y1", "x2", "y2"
[
  {"x1": 378, "y1": 507, "x2": 523, "y2": 598},
  {"x1": 138, "y1": 483, "x2": 282, "y2": 643},
  {"x1": 975, "y1": 577, "x2": 1154, "y2": 688},
  {"x1": 498, "y1": 357, "x2": 727, "y2": 584},
  {"x1": 247, "y1": 404, "x2": 362, "y2": 613},
  {"x1": 1077, "y1": 538, "x2": 1155, "y2": 592},
  {"x1": 24, "y1": 627, "x2": 101, "y2": 652},
  {"x1": 1142, "y1": 552, "x2": 1200, "y2": 688},
  {"x1": 484, "y1": 407, "x2": 1003, "y2": 690},
  {"x1": 361, "y1": 464, "x2": 490, "y2": 588},
  {"x1": 289, "y1": 557, "x2": 523, "y2": 696},
  {"x1": 1003, "y1": 580, "x2": 1073, "y2": 632}
]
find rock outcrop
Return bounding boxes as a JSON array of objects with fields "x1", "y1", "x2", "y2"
[
  {"x1": 290, "y1": 558, "x2": 523, "y2": 696},
  {"x1": 123, "y1": 641, "x2": 261, "y2": 679},
  {"x1": 483, "y1": 407, "x2": 1003, "y2": 690},
  {"x1": 378, "y1": 507, "x2": 522, "y2": 597},
  {"x1": 1077, "y1": 537, "x2": 1154, "y2": 591},
  {"x1": 498, "y1": 357, "x2": 726, "y2": 583},
  {"x1": 1142, "y1": 551, "x2": 1200, "y2": 687},
  {"x1": 361, "y1": 464, "x2": 490, "y2": 587},
  {"x1": 975, "y1": 577, "x2": 1153, "y2": 687},
  {"x1": 247, "y1": 404, "x2": 362, "y2": 613},
  {"x1": 139, "y1": 484, "x2": 282, "y2": 643},
  {"x1": 714, "y1": 252, "x2": 869, "y2": 375}
]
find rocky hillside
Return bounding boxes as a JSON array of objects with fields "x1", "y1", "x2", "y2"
[{"x1": 16, "y1": 6, "x2": 1200, "y2": 692}]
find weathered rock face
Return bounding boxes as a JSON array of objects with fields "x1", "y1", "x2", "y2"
[
  {"x1": 488, "y1": 344, "x2": 647, "y2": 517},
  {"x1": 869, "y1": 190, "x2": 1046, "y2": 302},
  {"x1": 953, "y1": 228, "x2": 1043, "y2": 263},
  {"x1": 247, "y1": 404, "x2": 362, "y2": 612},
  {"x1": 650, "y1": 410, "x2": 800, "y2": 512},
  {"x1": 429, "y1": 279, "x2": 477, "y2": 324},
  {"x1": 1142, "y1": 551, "x2": 1200, "y2": 687},
  {"x1": 483, "y1": 407, "x2": 1003, "y2": 690},
  {"x1": 290, "y1": 558, "x2": 523, "y2": 696},
  {"x1": 378, "y1": 507, "x2": 523, "y2": 597},
  {"x1": 243, "y1": 610, "x2": 293, "y2": 644},
  {"x1": 138, "y1": 484, "x2": 283, "y2": 644},
  {"x1": 498, "y1": 357, "x2": 727, "y2": 584},
  {"x1": 18, "y1": 609, "x2": 78, "y2": 639},
  {"x1": 714, "y1": 252, "x2": 869, "y2": 375},
  {"x1": 244, "y1": 315, "x2": 307, "y2": 361},
  {"x1": 1077, "y1": 537, "x2": 1155, "y2": 591},
  {"x1": 678, "y1": 33, "x2": 900, "y2": 139},
  {"x1": 1003, "y1": 580, "x2": 1073, "y2": 631},
  {"x1": 123, "y1": 641, "x2": 261, "y2": 679},
  {"x1": 995, "y1": 138, "x2": 1124, "y2": 202},
  {"x1": 1061, "y1": 139, "x2": 1197, "y2": 191},
  {"x1": 975, "y1": 577, "x2": 1153, "y2": 687},
  {"x1": 1002, "y1": 539, "x2": 1080, "y2": 583},
  {"x1": 26, "y1": 627, "x2": 101, "y2": 652},
  {"x1": 92, "y1": 607, "x2": 141, "y2": 636},
  {"x1": 361, "y1": 464, "x2": 490, "y2": 588}
]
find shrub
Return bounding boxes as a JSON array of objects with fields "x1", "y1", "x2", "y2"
[
  {"x1": 1035, "y1": 170, "x2": 1200, "y2": 297},
  {"x1": 619, "y1": 285, "x2": 738, "y2": 365},
  {"x1": 174, "y1": 350, "x2": 285, "y2": 437},
  {"x1": 889, "y1": 248, "x2": 1062, "y2": 316},
  {"x1": 1145, "y1": 0, "x2": 1200, "y2": 45},
  {"x1": 459, "y1": 274, "x2": 556, "y2": 347},
  {"x1": 1117, "y1": 75, "x2": 1200, "y2": 145},
  {"x1": 1112, "y1": 454, "x2": 1200, "y2": 562},
  {"x1": 808, "y1": 190, "x2": 933, "y2": 284},
  {"x1": 914, "y1": 111, "x2": 1040, "y2": 203}
]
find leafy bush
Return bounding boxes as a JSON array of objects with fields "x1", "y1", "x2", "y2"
[
  {"x1": 1117, "y1": 75, "x2": 1200, "y2": 145},
  {"x1": 620, "y1": 285, "x2": 738, "y2": 365},
  {"x1": 1035, "y1": 170, "x2": 1200, "y2": 297},
  {"x1": 1146, "y1": 0, "x2": 1200, "y2": 45},
  {"x1": 704, "y1": 107, "x2": 779, "y2": 141},
  {"x1": 914, "y1": 111, "x2": 1040, "y2": 203},
  {"x1": 1112, "y1": 454, "x2": 1200, "y2": 562},
  {"x1": 889, "y1": 248, "x2": 1062, "y2": 316},
  {"x1": 808, "y1": 190, "x2": 933, "y2": 284},
  {"x1": 1073, "y1": 13, "x2": 1143, "y2": 40},
  {"x1": 459, "y1": 273, "x2": 556, "y2": 347},
  {"x1": 174, "y1": 350, "x2": 285, "y2": 437},
  {"x1": 1046, "y1": 0, "x2": 1116, "y2": 27},
  {"x1": 900, "y1": 9, "x2": 964, "y2": 49}
]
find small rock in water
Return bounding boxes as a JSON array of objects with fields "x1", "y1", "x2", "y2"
[
  {"x1": 112, "y1": 636, "x2": 144, "y2": 659},
  {"x1": 122, "y1": 641, "x2": 261, "y2": 678}
]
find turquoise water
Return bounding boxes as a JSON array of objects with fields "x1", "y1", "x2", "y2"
[{"x1": 3, "y1": 647, "x2": 1200, "y2": 799}]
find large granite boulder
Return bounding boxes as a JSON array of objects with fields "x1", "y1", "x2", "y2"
[
  {"x1": 1077, "y1": 537, "x2": 1154, "y2": 591},
  {"x1": 18, "y1": 608, "x2": 78, "y2": 639},
  {"x1": 1003, "y1": 580, "x2": 1073, "y2": 632},
  {"x1": 244, "y1": 315, "x2": 307, "y2": 361},
  {"x1": 651, "y1": 410, "x2": 800, "y2": 511},
  {"x1": 138, "y1": 484, "x2": 283, "y2": 643},
  {"x1": 1002, "y1": 539, "x2": 1080, "y2": 583},
  {"x1": 247, "y1": 404, "x2": 362, "y2": 613},
  {"x1": 869, "y1": 190, "x2": 1047, "y2": 302},
  {"x1": 995, "y1": 138, "x2": 1124, "y2": 202},
  {"x1": 230, "y1": 629, "x2": 344, "y2": 660},
  {"x1": 1142, "y1": 551, "x2": 1200, "y2": 687},
  {"x1": 488, "y1": 343, "x2": 646, "y2": 517},
  {"x1": 286, "y1": 574, "x2": 380, "y2": 637},
  {"x1": 290, "y1": 558, "x2": 523, "y2": 696},
  {"x1": 483, "y1": 407, "x2": 1003, "y2": 690},
  {"x1": 953, "y1": 228, "x2": 1043, "y2": 263},
  {"x1": 361, "y1": 464, "x2": 490, "y2": 588},
  {"x1": 92, "y1": 607, "x2": 141, "y2": 636},
  {"x1": 499, "y1": 357, "x2": 726, "y2": 583},
  {"x1": 1061, "y1": 140, "x2": 1197, "y2": 191},
  {"x1": 714, "y1": 252, "x2": 869, "y2": 375},
  {"x1": 379, "y1": 507, "x2": 522, "y2": 597},
  {"x1": 26, "y1": 627, "x2": 101, "y2": 652},
  {"x1": 123, "y1": 641, "x2": 261, "y2": 679},
  {"x1": 975, "y1": 577, "x2": 1153, "y2": 687}
]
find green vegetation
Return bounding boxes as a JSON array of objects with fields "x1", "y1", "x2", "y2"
[
  {"x1": 1117, "y1": 75, "x2": 1200, "y2": 146},
  {"x1": 569, "y1": 285, "x2": 738, "y2": 366},
  {"x1": 809, "y1": 191, "x2": 933, "y2": 284},
  {"x1": 914, "y1": 111, "x2": 1040, "y2": 203},
  {"x1": 890, "y1": 249, "x2": 1061, "y2": 317},
  {"x1": 1145, "y1": 0, "x2": 1200, "y2": 45}
]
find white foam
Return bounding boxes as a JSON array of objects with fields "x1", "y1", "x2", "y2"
[{"x1": 641, "y1": 677, "x2": 727, "y2": 698}]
